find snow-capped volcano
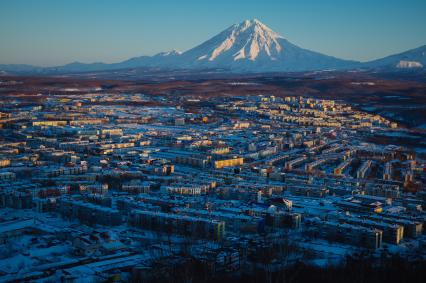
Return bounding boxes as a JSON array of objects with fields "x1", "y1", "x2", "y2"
[
  {"x1": 193, "y1": 19, "x2": 284, "y2": 62},
  {"x1": 111, "y1": 19, "x2": 358, "y2": 72},
  {"x1": 177, "y1": 19, "x2": 357, "y2": 72}
]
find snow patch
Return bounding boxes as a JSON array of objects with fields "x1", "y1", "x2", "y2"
[{"x1": 396, "y1": 60, "x2": 423, "y2": 68}]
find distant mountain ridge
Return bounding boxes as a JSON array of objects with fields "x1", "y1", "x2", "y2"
[
  {"x1": 0, "y1": 19, "x2": 424, "y2": 74},
  {"x1": 365, "y1": 44, "x2": 426, "y2": 69}
]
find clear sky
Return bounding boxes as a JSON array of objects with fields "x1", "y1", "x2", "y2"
[{"x1": 1, "y1": 0, "x2": 425, "y2": 66}]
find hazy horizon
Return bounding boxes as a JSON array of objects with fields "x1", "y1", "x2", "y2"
[{"x1": 1, "y1": 0, "x2": 426, "y2": 67}]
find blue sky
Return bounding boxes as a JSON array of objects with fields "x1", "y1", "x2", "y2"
[{"x1": 1, "y1": 0, "x2": 425, "y2": 66}]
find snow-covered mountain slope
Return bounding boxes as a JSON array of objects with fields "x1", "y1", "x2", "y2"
[
  {"x1": 184, "y1": 19, "x2": 285, "y2": 63},
  {"x1": 177, "y1": 19, "x2": 358, "y2": 72},
  {"x1": 366, "y1": 45, "x2": 426, "y2": 69}
]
